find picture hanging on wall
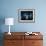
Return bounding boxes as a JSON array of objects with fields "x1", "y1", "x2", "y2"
[{"x1": 18, "y1": 9, "x2": 35, "y2": 23}]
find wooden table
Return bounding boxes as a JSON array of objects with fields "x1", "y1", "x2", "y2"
[{"x1": 4, "y1": 32, "x2": 43, "y2": 46}]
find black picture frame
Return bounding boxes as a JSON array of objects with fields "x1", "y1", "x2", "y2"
[{"x1": 18, "y1": 9, "x2": 35, "y2": 23}]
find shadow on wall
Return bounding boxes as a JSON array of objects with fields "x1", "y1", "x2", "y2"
[
  {"x1": 0, "y1": 15, "x2": 5, "y2": 32},
  {"x1": 0, "y1": 16, "x2": 5, "y2": 46}
]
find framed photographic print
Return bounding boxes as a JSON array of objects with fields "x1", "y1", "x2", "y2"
[{"x1": 18, "y1": 9, "x2": 35, "y2": 23}]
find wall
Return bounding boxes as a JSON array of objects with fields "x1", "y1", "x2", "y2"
[{"x1": 0, "y1": 0, "x2": 46, "y2": 32}]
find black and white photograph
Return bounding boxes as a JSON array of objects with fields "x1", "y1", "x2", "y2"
[{"x1": 18, "y1": 9, "x2": 35, "y2": 23}]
